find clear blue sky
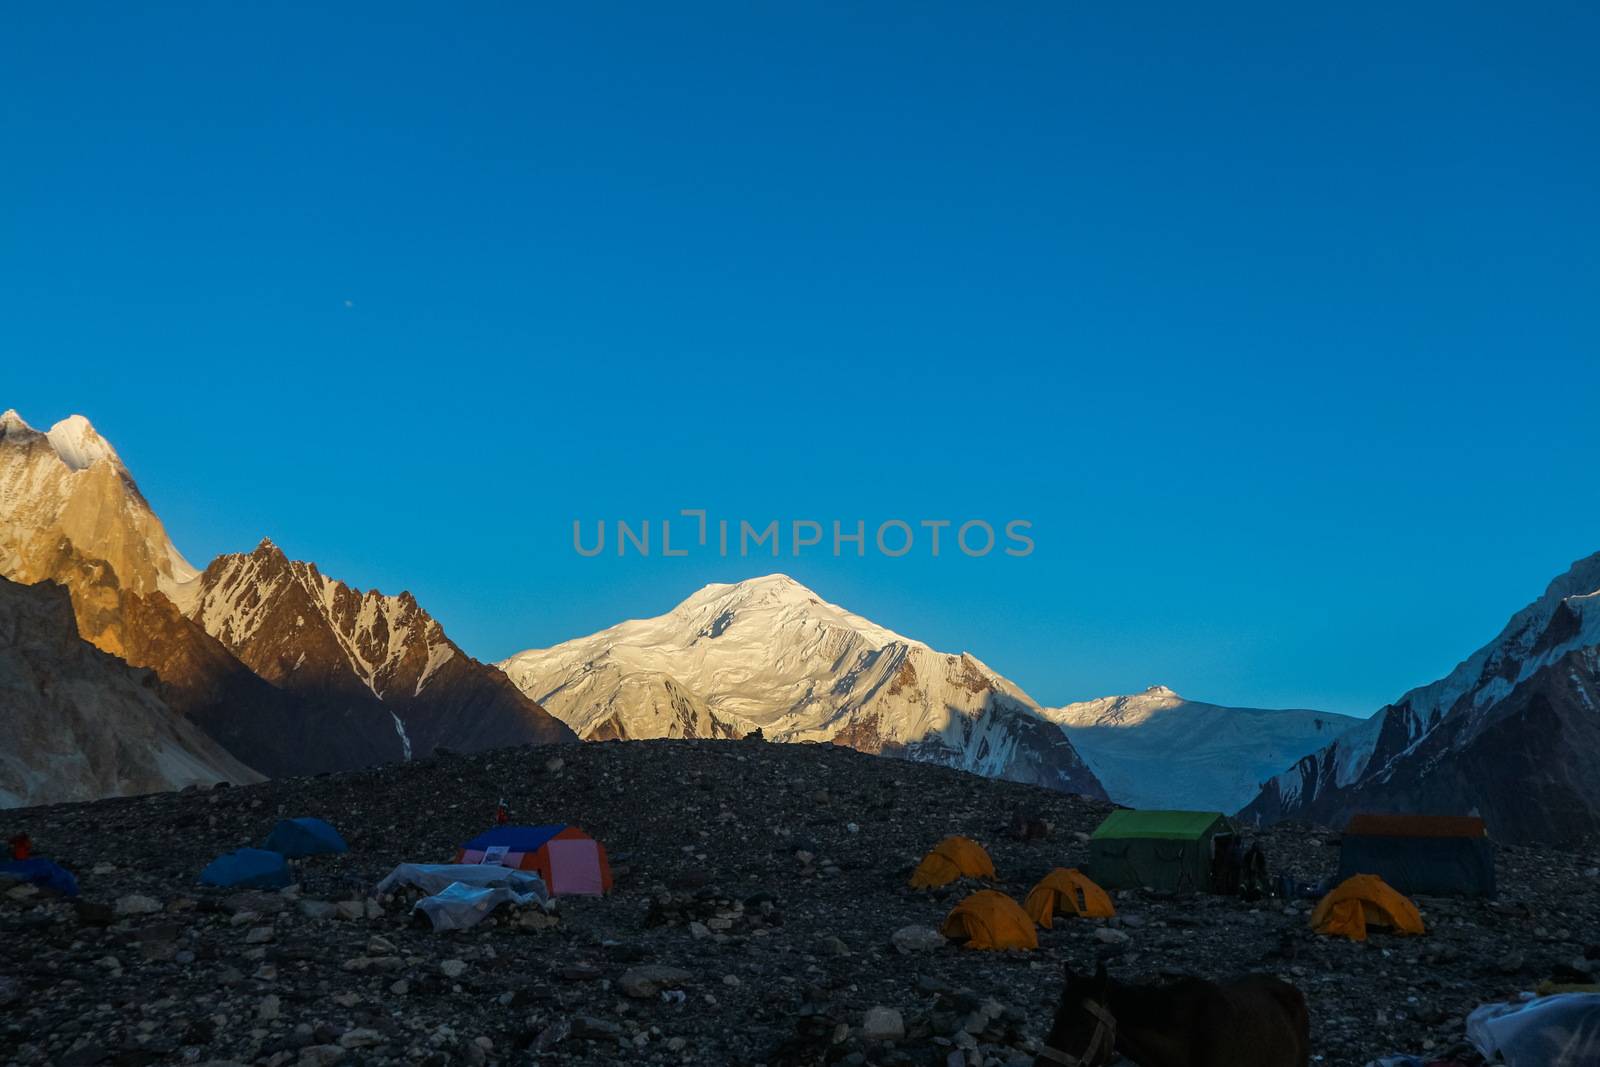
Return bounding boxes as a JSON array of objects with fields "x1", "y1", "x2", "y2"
[{"x1": 4, "y1": 4, "x2": 1597, "y2": 716}]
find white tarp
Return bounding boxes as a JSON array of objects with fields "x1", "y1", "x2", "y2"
[
  {"x1": 375, "y1": 863, "x2": 549, "y2": 899},
  {"x1": 1466, "y1": 993, "x2": 1600, "y2": 1067},
  {"x1": 413, "y1": 881, "x2": 548, "y2": 931}
]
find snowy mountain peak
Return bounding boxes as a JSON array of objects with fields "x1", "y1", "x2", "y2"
[
  {"x1": 0, "y1": 410, "x2": 196, "y2": 597},
  {"x1": 1144, "y1": 684, "x2": 1180, "y2": 698},
  {"x1": 45, "y1": 415, "x2": 122, "y2": 472},
  {"x1": 668, "y1": 574, "x2": 918, "y2": 649},
  {"x1": 0, "y1": 410, "x2": 36, "y2": 437},
  {"x1": 498, "y1": 576, "x2": 1106, "y2": 798}
]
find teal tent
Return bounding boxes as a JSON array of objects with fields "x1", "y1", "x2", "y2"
[
  {"x1": 263, "y1": 818, "x2": 347, "y2": 858},
  {"x1": 201, "y1": 848, "x2": 290, "y2": 889}
]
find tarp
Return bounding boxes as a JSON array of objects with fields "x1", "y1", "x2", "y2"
[
  {"x1": 263, "y1": 817, "x2": 348, "y2": 859},
  {"x1": 376, "y1": 863, "x2": 549, "y2": 898},
  {"x1": 200, "y1": 848, "x2": 291, "y2": 890},
  {"x1": 909, "y1": 836, "x2": 995, "y2": 889},
  {"x1": 413, "y1": 881, "x2": 548, "y2": 932},
  {"x1": 1466, "y1": 993, "x2": 1600, "y2": 1066},
  {"x1": 1024, "y1": 868, "x2": 1115, "y2": 927},
  {"x1": 1311, "y1": 874, "x2": 1424, "y2": 941},
  {"x1": 1, "y1": 858, "x2": 78, "y2": 897},
  {"x1": 1090, "y1": 810, "x2": 1230, "y2": 841},
  {"x1": 1339, "y1": 815, "x2": 1495, "y2": 897},
  {"x1": 940, "y1": 890, "x2": 1038, "y2": 950}
]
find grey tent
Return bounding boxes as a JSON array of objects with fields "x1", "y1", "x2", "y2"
[{"x1": 1337, "y1": 814, "x2": 1495, "y2": 897}]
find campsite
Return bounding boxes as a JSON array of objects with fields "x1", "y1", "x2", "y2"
[{"x1": 2, "y1": 738, "x2": 1598, "y2": 1067}]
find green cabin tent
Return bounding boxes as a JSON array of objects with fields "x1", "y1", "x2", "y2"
[{"x1": 1087, "y1": 809, "x2": 1236, "y2": 893}]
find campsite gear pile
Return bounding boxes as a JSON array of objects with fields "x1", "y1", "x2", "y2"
[
  {"x1": 376, "y1": 863, "x2": 554, "y2": 931},
  {"x1": 1465, "y1": 992, "x2": 1600, "y2": 1065}
]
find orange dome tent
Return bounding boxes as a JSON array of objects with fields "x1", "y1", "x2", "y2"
[
  {"x1": 1310, "y1": 874, "x2": 1424, "y2": 941},
  {"x1": 941, "y1": 890, "x2": 1038, "y2": 951},
  {"x1": 909, "y1": 836, "x2": 996, "y2": 889},
  {"x1": 1024, "y1": 868, "x2": 1116, "y2": 928}
]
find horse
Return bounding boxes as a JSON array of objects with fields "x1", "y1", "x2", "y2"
[{"x1": 1035, "y1": 961, "x2": 1309, "y2": 1067}]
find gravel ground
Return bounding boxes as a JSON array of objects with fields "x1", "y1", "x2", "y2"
[{"x1": 2, "y1": 739, "x2": 1597, "y2": 1066}]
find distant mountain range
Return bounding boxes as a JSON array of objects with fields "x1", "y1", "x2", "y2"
[
  {"x1": 5, "y1": 407, "x2": 1599, "y2": 845},
  {"x1": 1043, "y1": 686, "x2": 1359, "y2": 813}
]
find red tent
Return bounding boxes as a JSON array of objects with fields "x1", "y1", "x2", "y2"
[{"x1": 455, "y1": 824, "x2": 613, "y2": 895}]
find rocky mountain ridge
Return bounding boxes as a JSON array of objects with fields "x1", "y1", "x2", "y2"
[
  {"x1": 0, "y1": 573, "x2": 259, "y2": 806},
  {"x1": 1242, "y1": 552, "x2": 1600, "y2": 844}
]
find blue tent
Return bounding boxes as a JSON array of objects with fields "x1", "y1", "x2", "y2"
[
  {"x1": 200, "y1": 848, "x2": 291, "y2": 889},
  {"x1": 263, "y1": 817, "x2": 348, "y2": 858},
  {"x1": 2, "y1": 858, "x2": 78, "y2": 897}
]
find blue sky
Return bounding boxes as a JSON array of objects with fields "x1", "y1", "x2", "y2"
[{"x1": 4, "y1": 4, "x2": 1597, "y2": 715}]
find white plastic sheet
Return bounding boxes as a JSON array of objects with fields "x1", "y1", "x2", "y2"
[
  {"x1": 375, "y1": 863, "x2": 549, "y2": 898},
  {"x1": 413, "y1": 881, "x2": 547, "y2": 931},
  {"x1": 1466, "y1": 993, "x2": 1600, "y2": 1067}
]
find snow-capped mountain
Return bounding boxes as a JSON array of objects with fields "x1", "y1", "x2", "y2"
[
  {"x1": 0, "y1": 410, "x2": 197, "y2": 601},
  {"x1": 1043, "y1": 685, "x2": 1359, "y2": 812},
  {"x1": 500, "y1": 575, "x2": 1107, "y2": 798},
  {"x1": 0, "y1": 574, "x2": 260, "y2": 807},
  {"x1": 188, "y1": 540, "x2": 576, "y2": 757},
  {"x1": 1241, "y1": 552, "x2": 1600, "y2": 844}
]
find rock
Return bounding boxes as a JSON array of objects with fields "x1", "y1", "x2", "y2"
[
  {"x1": 259, "y1": 994, "x2": 281, "y2": 1021},
  {"x1": 298, "y1": 900, "x2": 337, "y2": 922},
  {"x1": 819, "y1": 935, "x2": 851, "y2": 956},
  {"x1": 619, "y1": 965, "x2": 693, "y2": 999},
  {"x1": 862, "y1": 1007, "x2": 905, "y2": 1042},
  {"x1": 338, "y1": 1029, "x2": 383, "y2": 1049},
  {"x1": 892, "y1": 925, "x2": 946, "y2": 954},
  {"x1": 571, "y1": 1015, "x2": 623, "y2": 1039},
  {"x1": 440, "y1": 959, "x2": 467, "y2": 979},
  {"x1": 1094, "y1": 927, "x2": 1130, "y2": 945},
  {"x1": 335, "y1": 901, "x2": 364, "y2": 922},
  {"x1": 245, "y1": 925, "x2": 275, "y2": 944},
  {"x1": 114, "y1": 893, "x2": 161, "y2": 916}
]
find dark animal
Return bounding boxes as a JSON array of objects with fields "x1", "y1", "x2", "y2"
[{"x1": 1036, "y1": 961, "x2": 1309, "y2": 1067}]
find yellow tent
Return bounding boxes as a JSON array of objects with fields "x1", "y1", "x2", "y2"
[
  {"x1": 941, "y1": 890, "x2": 1038, "y2": 951},
  {"x1": 909, "y1": 836, "x2": 996, "y2": 889},
  {"x1": 1310, "y1": 874, "x2": 1425, "y2": 941},
  {"x1": 1024, "y1": 868, "x2": 1116, "y2": 927}
]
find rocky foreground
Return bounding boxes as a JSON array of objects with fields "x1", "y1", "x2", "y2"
[{"x1": 2, "y1": 740, "x2": 1597, "y2": 1067}]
